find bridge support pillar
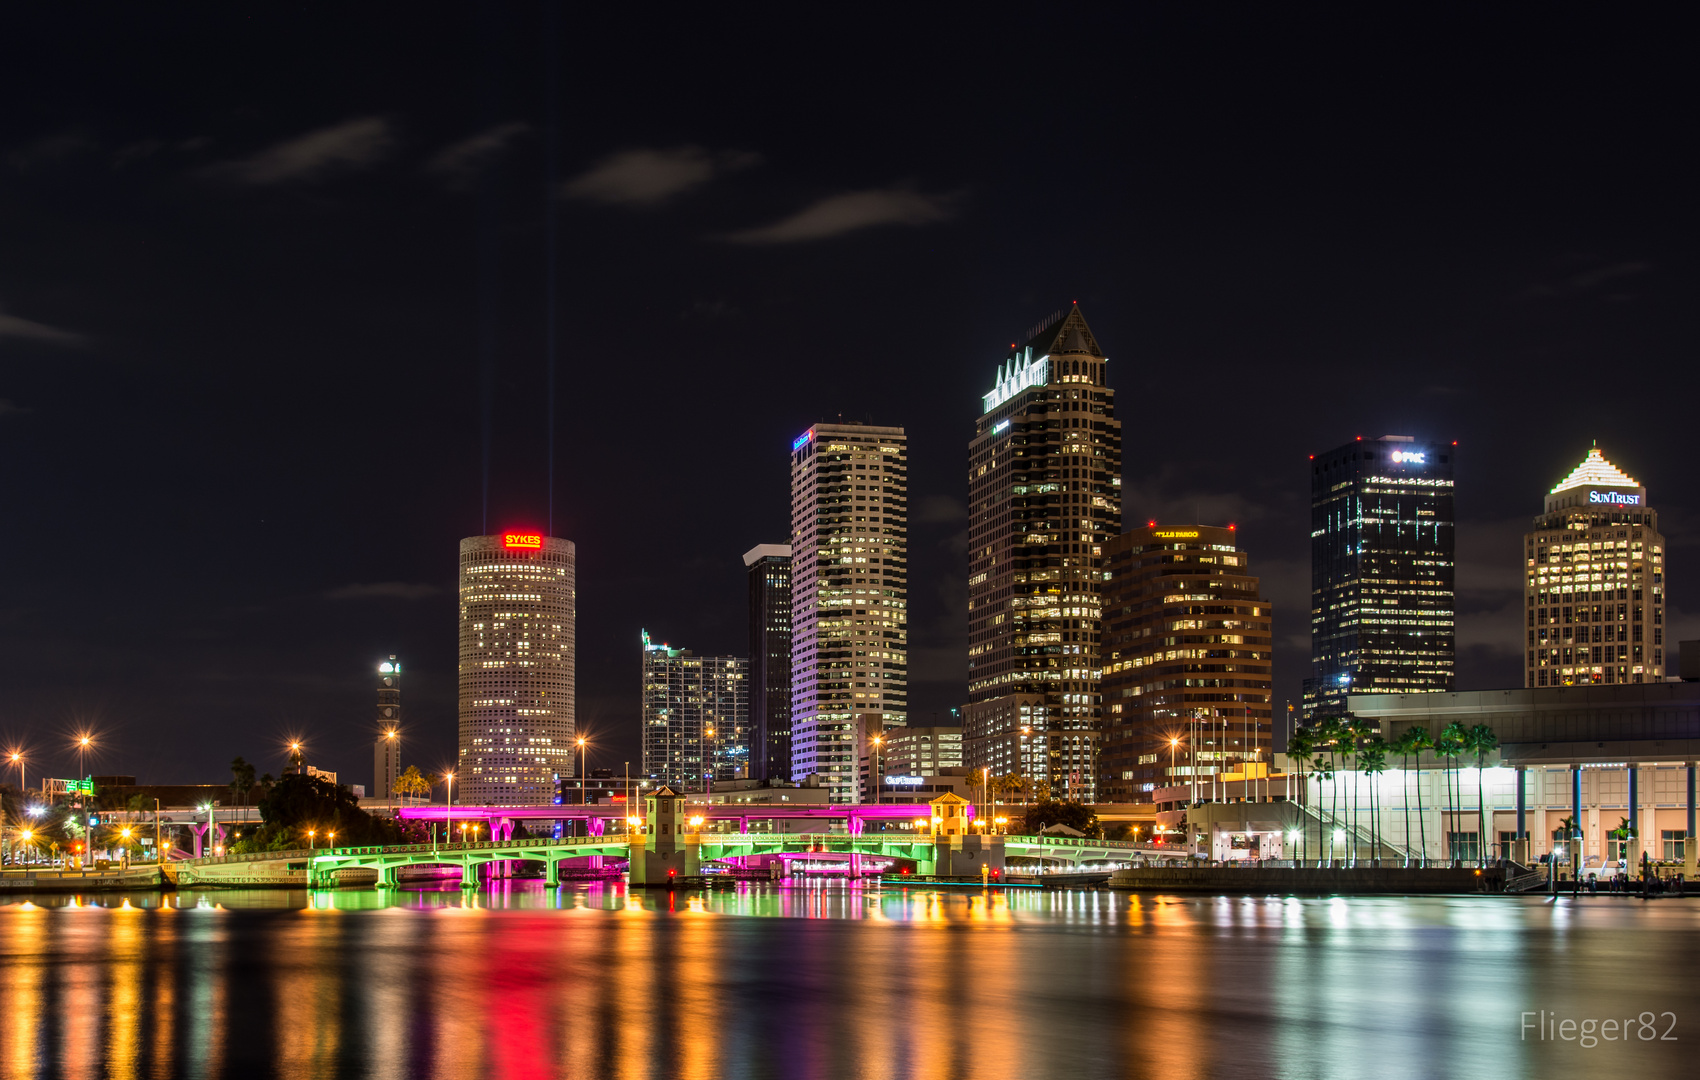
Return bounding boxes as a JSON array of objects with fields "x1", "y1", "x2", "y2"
[
  {"x1": 546, "y1": 858, "x2": 559, "y2": 888},
  {"x1": 935, "y1": 835, "x2": 1005, "y2": 877}
]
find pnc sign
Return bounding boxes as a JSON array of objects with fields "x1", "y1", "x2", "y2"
[
  {"x1": 502, "y1": 532, "x2": 544, "y2": 550},
  {"x1": 1391, "y1": 450, "x2": 1426, "y2": 464}
]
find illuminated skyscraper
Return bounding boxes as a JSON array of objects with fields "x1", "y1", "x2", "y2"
[
  {"x1": 1099, "y1": 526, "x2": 1273, "y2": 800},
  {"x1": 963, "y1": 305, "x2": 1122, "y2": 801},
  {"x1": 744, "y1": 544, "x2": 793, "y2": 781},
  {"x1": 789, "y1": 422, "x2": 908, "y2": 802},
  {"x1": 641, "y1": 631, "x2": 749, "y2": 790},
  {"x1": 458, "y1": 532, "x2": 576, "y2": 805},
  {"x1": 1304, "y1": 436, "x2": 1454, "y2": 719},
  {"x1": 372, "y1": 654, "x2": 401, "y2": 799},
  {"x1": 1526, "y1": 447, "x2": 1665, "y2": 687}
]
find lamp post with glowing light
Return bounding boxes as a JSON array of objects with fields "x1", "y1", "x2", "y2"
[
  {"x1": 703, "y1": 727, "x2": 716, "y2": 795},
  {"x1": 444, "y1": 771, "x2": 455, "y2": 848},
  {"x1": 870, "y1": 735, "x2": 883, "y2": 806},
  {"x1": 576, "y1": 736, "x2": 588, "y2": 805},
  {"x1": 74, "y1": 734, "x2": 92, "y2": 788}
]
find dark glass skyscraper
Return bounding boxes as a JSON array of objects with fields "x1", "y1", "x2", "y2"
[
  {"x1": 1304, "y1": 435, "x2": 1455, "y2": 719},
  {"x1": 963, "y1": 305, "x2": 1121, "y2": 801},
  {"x1": 744, "y1": 543, "x2": 793, "y2": 781}
]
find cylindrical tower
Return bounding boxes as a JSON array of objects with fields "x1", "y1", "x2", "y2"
[{"x1": 458, "y1": 532, "x2": 577, "y2": 805}]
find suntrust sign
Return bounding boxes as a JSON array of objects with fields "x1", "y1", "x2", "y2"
[{"x1": 1589, "y1": 490, "x2": 1642, "y2": 506}]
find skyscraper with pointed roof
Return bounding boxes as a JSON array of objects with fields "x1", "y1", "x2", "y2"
[
  {"x1": 962, "y1": 305, "x2": 1121, "y2": 801},
  {"x1": 1525, "y1": 447, "x2": 1666, "y2": 687}
]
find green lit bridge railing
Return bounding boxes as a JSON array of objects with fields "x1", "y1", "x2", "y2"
[{"x1": 178, "y1": 833, "x2": 1167, "y2": 888}]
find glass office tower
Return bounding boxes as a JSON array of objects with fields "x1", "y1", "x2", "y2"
[
  {"x1": 963, "y1": 305, "x2": 1122, "y2": 801},
  {"x1": 1304, "y1": 436, "x2": 1454, "y2": 720}
]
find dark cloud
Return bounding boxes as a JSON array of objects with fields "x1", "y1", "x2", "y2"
[
  {"x1": 424, "y1": 121, "x2": 529, "y2": 186},
  {"x1": 0, "y1": 312, "x2": 85, "y2": 346},
  {"x1": 205, "y1": 117, "x2": 393, "y2": 184},
  {"x1": 1520, "y1": 261, "x2": 1653, "y2": 298},
  {"x1": 0, "y1": 399, "x2": 30, "y2": 416},
  {"x1": 723, "y1": 188, "x2": 958, "y2": 244},
  {"x1": 561, "y1": 146, "x2": 758, "y2": 206},
  {"x1": 7, "y1": 131, "x2": 97, "y2": 172}
]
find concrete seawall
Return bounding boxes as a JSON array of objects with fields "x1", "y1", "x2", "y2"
[
  {"x1": 0, "y1": 866, "x2": 169, "y2": 893},
  {"x1": 1110, "y1": 866, "x2": 1504, "y2": 894}
]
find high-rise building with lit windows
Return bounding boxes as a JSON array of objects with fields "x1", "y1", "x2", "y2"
[
  {"x1": 641, "y1": 631, "x2": 749, "y2": 790},
  {"x1": 1099, "y1": 526, "x2": 1272, "y2": 801},
  {"x1": 373, "y1": 654, "x2": 401, "y2": 800},
  {"x1": 1304, "y1": 436, "x2": 1454, "y2": 720},
  {"x1": 962, "y1": 305, "x2": 1122, "y2": 801},
  {"x1": 744, "y1": 544, "x2": 793, "y2": 782},
  {"x1": 789, "y1": 422, "x2": 908, "y2": 802},
  {"x1": 458, "y1": 532, "x2": 576, "y2": 805},
  {"x1": 1526, "y1": 447, "x2": 1665, "y2": 687}
]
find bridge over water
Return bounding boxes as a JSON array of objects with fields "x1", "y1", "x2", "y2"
[{"x1": 175, "y1": 789, "x2": 1167, "y2": 887}]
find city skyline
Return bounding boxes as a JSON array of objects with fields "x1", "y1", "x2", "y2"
[{"x1": 3, "y1": 10, "x2": 1696, "y2": 788}]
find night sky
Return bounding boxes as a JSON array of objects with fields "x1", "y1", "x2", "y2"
[{"x1": 2, "y1": 9, "x2": 1695, "y2": 789}]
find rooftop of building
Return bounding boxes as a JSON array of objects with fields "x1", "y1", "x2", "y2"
[
  {"x1": 1550, "y1": 446, "x2": 1639, "y2": 494},
  {"x1": 742, "y1": 543, "x2": 792, "y2": 565}
]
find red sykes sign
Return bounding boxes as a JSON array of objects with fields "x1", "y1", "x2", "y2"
[{"x1": 502, "y1": 532, "x2": 543, "y2": 550}]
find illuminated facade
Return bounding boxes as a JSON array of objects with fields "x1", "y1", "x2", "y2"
[
  {"x1": 789, "y1": 422, "x2": 908, "y2": 802},
  {"x1": 1525, "y1": 447, "x2": 1665, "y2": 686},
  {"x1": 1099, "y1": 525, "x2": 1272, "y2": 800},
  {"x1": 963, "y1": 305, "x2": 1121, "y2": 801},
  {"x1": 372, "y1": 655, "x2": 401, "y2": 800},
  {"x1": 744, "y1": 543, "x2": 793, "y2": 781},
  {"x1": 1304, "y1": 436, "x2": 1454, "y2": 719},
  {"x1": 457, "y1": 533, "x2": 576, "y2": 806},
  {"x1": 642, "y1": 631, "x2": 750, "y2": 790}
]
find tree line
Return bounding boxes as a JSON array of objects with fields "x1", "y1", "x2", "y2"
[{"x1": 1285, "y1": 718, "x2": 1498, "y2": 867}]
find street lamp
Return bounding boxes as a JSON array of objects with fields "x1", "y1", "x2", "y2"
[
  {"x1": 326, "y1": 831, "x2": 335, "y2": 851},
  {"x1": 444, "y1": 771, "x2": 456, "y2": 847},
  {"x1": 576, "y1": 736, "x2": 588, "y2": 805},
  {"x1": 870, "y1": 735, "x2": 883, "y2": 806},
  {"x1": 703, "y1": 727, "x2": 716, "y2": 795},
  {"x1": 307, "y1": 829, "x2": 316, "y2": 849}
]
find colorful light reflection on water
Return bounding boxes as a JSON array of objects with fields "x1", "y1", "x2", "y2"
[{"x1": 1, "y1": 884, "x2": 1697, "y2": 1079}]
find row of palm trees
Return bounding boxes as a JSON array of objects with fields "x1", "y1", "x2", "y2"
[{"x1": 1285, "y1": 717, "x2": 1498, "y2": 867}]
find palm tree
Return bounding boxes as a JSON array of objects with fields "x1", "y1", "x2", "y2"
[
  {"x1": 1360, "y1": 736, "x2": 1388, "y2": 866},
  {"x1": 1464, "y1": 724, "x2": 1498, "y2": 865},
  {"x1": 395, "y1": 765, "x2": 430, "y2": 809},
  {"x1": 1314, "y1": 716, "x2": 1346, "y2": 861},
  {"x1": 1285, "y1": 728, "x2": 1314, "y2": 863},
  {"x1": 1390, "y1": 729, "x2": 1417, "y2": 866},
  {"x1": 1404, "y1": 726, "x2": 1433, "y2": 866},
  {"x1": 229, "y1": 756, "x2": 256, "y2": 805},
  {"x1": 1346, "y1": 717, "x2": 1377, "y2": 865},
  {"x1": 1434, "y1": 723, "x2": 1467, "y2": 863}
]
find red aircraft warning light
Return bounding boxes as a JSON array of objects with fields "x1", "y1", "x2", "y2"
[{"x1": 502, "y1": 532, "x2": 543, "y2": 550}]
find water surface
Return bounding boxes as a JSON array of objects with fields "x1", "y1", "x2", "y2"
[{"x1": 2, "y1": 883, "x2": 1695, "y2": 1079}]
